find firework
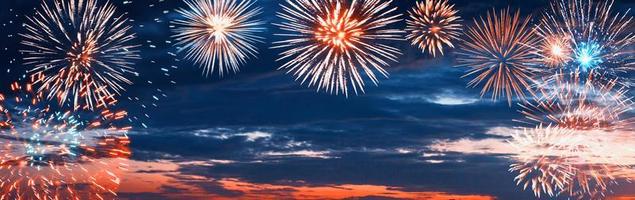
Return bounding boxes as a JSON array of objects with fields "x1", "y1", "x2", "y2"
[
  {"x1": 406, "y1": 0, "x2": 462, "y2": 57},
  {"x1": 508, "y1": 125, "x2": 631, "y2": 199},
  {"x1": 534, "y1": 35, "x2": 574, "y2": 68},
  {"x1": 172, "y1": 0, "x2": 264, "y2": 77},
  {"x1": 274, "y1": 0, "x2": 403, "y2": 96},
  {"x1": 518, "y1": 73, "x2": 632, "y2": 130},
  {"x1": 534, "y1": 0, "x2": 635, "y2": 86},
  {"x1": 21, "y1": 0, "x2": 140, "y2": 111},
  {"x1": 0, "y1": 82, "x2": 131, "y2": 199},
  {"x1": 508, "y1": 125, "x2": 575, "y2": 198},
  {"x1": 457, "y1": 9, "x2": 541, "y2": 105}
]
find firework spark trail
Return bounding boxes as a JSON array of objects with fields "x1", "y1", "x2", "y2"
[
  {"x1": 21, "y1": 0, "x2": 140, "y2": 111},
  {"x1": 517, "y1": 73, "x2": 632, "y2": 131},
  {"x1": 508, "y1": 125, "x2": 633, "y2": 199},
  {"x1": 510, "y1": 82, "x2": 634, "y2": 198},
  {"x1": 274, "y1": 0, "x2": 403, "y2": 96},
  {"x1": 512, "y1": 69, "x2": 633, "y2": 198},
  {"x1": 0, "y1": 82, "x2": 131, "y2": 200},
  {"x1": 508, "y1": 125, "x2": 575, "y2": 198},
  {"x1": 457, "y1": 8, "x2": 541, "y2": 105},
  {"x1": 534, "y1": 0, "x2": 635, "y2": 86},
  {"x1": 172, "y1": 0, "x2": 264, "y2": 77},
  {"x1": 406, "y1": 0, "x2": 462, "y2": 57}
]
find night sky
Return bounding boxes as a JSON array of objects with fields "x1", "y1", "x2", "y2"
[{"x1": 1, "y1": 0, "x2": 635, "y2": 199}]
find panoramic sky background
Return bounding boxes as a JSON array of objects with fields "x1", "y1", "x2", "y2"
[{"x1": 1, "y1": 0, "x2": 635, "y2": 199}]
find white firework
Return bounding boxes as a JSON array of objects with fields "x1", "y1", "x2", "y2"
[
  {"x1": 21, "y1": 0, "x2": 140, "y2": 110},
  {"x1": 172, "y1": 0, "x2": 265, "y2": 77},
  {"x1": 274, "y1": 0, "x2": 403, "y2": 96}
]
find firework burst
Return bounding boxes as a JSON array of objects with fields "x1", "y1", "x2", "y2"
[
  {"x1": 508, "y1": 125, "x2": 575, "y2": 198},
  {"x1": 274, "y1": 0, "x2": 403, "y2": 96},
  {"x1": 406, "y1": 0, "x2": 462, "y2": 57},
  {"x1": 535, "y1": 0, "x2": 635, "y2": 86},
  {"x1": 518, "y1": 74, "x2": 632, "y2": 131},
  {"x1": 172, "y1": 0, "x2": 264, "y2": 77},
  {"x1": 0, "y1": 82, "x2": 131, "y2": 199},
  {"x1": 457, "y1": 8, "x2": 541, "y2": 105},
  {"x1": 508, "y1": 125, "x2": 630, "y2": 199},
  {"x1": 21, "y1": 0, "x2": 140, "y2": 111},
  {"x1": 535, "y1": 35, "x2": 574, "y2": 68}
]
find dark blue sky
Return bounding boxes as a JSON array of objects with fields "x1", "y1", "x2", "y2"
[{"x1": 1, "y1": 0, "x2": 635, "y2": 199}]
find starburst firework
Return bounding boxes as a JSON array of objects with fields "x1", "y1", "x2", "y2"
[
  {"x1": 457, "y1": 9, "x2": 541, "y2": 105},
  {"x1": 0, "y1": 82, "x2": 131, "y2": 199},
  {"x1": 406, "y1": 0, "x2": 462, "y2": 57},
  {"x1": 172, "y1": 0, "x2": 264, "y2": 77},
  {"x1": 535, "y1": 35, "x2": 574, "y2": 68},
  {"x1": 535, "y1": 0, "x2": 635, "y2": 86},
  {"x1": 21, "y1": 0, "x2": 140, "y2": 111},
  {"x1": 274, "y1": 0, "x2": 403, "y2": 95}
]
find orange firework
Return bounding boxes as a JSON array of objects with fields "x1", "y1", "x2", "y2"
[
  {"x1": 21, "y1": 0, "x2": 140, "y2": 110},
  {"x1": 274, "y1": 0, "x2": 403, "y2": 96},
  {"x1": 172, "y1": 0, "x2": 264, "y2": 77},
  {"x1": 509, "y1": 125, "x2": 631, "y2": 199},
  {"x1": 457, "y1": 8, "x2": 541, "y2": 105},
  {"x1": 406, "y1": 0, "x2": 462, "y2": 57},
  {"x1": 535, "y1": 35, "x2": 574, "y2": 68},
  {"x1": 0, "y1": 82, "x2": 131, "y2": 199}
]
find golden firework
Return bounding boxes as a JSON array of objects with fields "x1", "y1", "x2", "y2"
[
  {"x1": 457, "y1": 9, "x2": 541, "y2": 105},
  {"x1": 406, "y1": 0, "x2": 462, "y2": 57},
  {"x1": 535, "y1": 35, "x2": 574, "y2": 68}
]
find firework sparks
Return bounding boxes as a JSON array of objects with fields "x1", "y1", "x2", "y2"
[
  {"x1": 518, "y1": 74, "x2": 632, "y2": 131},
  {"x1": 512, "y1": 69, "x2": 633, "y2": 198},
  {"x1": 508, "y1": 125, "x2": 631, "y2": 199},
  {"x1": 274, "y1": 0, "x2": 403, "y2": 96},
  {"x1": 535, "y1": 35, "x2": 574, "y2": 68},
  {"x1": 457, "y1": 8, "x2": 541, "y2": 105},
  {"x1": 535, "y1": 0, "x2": 635, "y2": 86},
  {"x1": 0, "y1": 82, "x2": 131, "y2": 199},
  {"x1": 406, "y1": 0, "x2": 462, "y2": 57},
  {"x1": 172, "y1": 0, "x2": 264, "y2": 77},
  {"x1": 508, "y1": 125, "x2": 575, "y2": 198},
  {"x1": 21, "y1": 0, "x2": 140, "y2": 111}
]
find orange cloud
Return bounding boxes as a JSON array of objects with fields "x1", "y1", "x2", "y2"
[{"x1": 118, "y1": 160, "x2": 495, "y2": 200}]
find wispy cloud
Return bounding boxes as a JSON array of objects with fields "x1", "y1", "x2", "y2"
[
  {"x1": 259, "y1": 150, "x2": 333, "y2": 159},
  {"x1": 215, "y1": 131, "x2": 272, "y2": 142},
  {"x1": 385, "y1": 89, "x2": 481, "y2": 106}
]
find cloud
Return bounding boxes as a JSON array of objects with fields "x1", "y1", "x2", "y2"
[
  {"x1": 120, "y1": 159, "x2": 497, "y2": 200},
  {"x1": 428, "y1": 95, "x2": 480, "y2": 106},
  {"x1": 426, "y1": 126, "x2": 521, "y2": 155},
  {"x1": 484, "y1": 127, "x2": 518, "y2": 137},
  {"x1": 178, "y1": 160, "x2": 237, "y2": 167},
  {"x1": 214, "y1": 131, "x2": 273, "y2": 142},
  {"x1": 385, "y1": 89, "x2": 480, "y2": 106},
  {"x1": 236, "y1": 131, "x2": 272, "y2": 142},
  {"x1": 259, "y1": 150, "x2": 333, "y2": 159},
  {"x1": 428, "y1": 138, "x2": 513, "y2": 155}
]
